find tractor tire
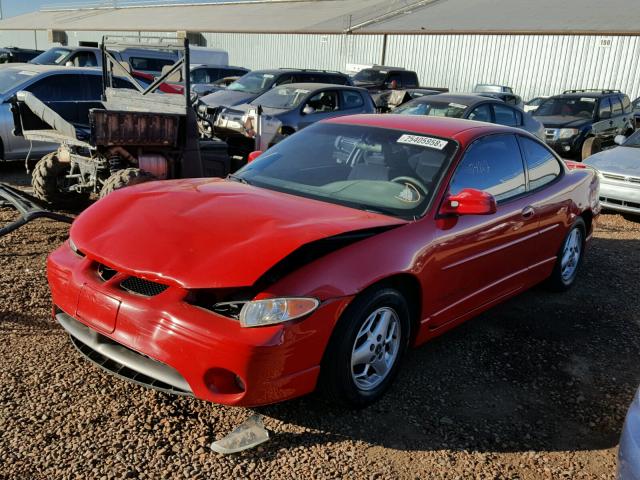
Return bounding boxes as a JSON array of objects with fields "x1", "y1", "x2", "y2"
[
  {"x1": 100, "y1": 168, "x2": 155, "y2": 199},
  {"x1": 31, "y1": 152, "x2": 89, "y2": 210},
  {"x1": 581, "y1": 137, "x2": 602, "y2": 161}
]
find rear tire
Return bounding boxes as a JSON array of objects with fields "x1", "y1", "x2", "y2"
[
  {"x1": 581, "y1": 137, "x2": 601, "y2": 161},
  {"x1": 318, "y1": 287, "x2": 410, "y2": 408},
  {"x1": 99, "y1": 168, "x2": 154, "y2": 199},
  {"x1": 32, "y1": 152, "x2": 89, "y2": 210},
  {"x1": 546, "y1": 218, "x2": 586, "y2": 292}
]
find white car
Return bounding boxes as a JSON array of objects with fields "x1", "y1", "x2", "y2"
[{"x1": 584, "y1": 131, "x2": 640, "y2": 216}]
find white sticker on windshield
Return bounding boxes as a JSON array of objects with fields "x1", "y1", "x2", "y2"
[
  {"x1": 397, "y1": 134, "x2": 448, "y2": 150},
  {"x1": 449, "y1": 103, "x2": 467, "y2": 109},
  {"x1": 580, "y1": 98, "x2": 596, "y2": 103}
]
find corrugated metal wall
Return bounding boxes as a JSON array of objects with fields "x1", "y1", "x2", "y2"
[
  {"x1": 201, "y1": 32, "x2": 384, "y2": 71},
  {"x1": 385, "y1": 34, "x2": 640, "y2": 100},
  {"x1": 2, "y1": 29, "x2": 639, "y2": 99}
]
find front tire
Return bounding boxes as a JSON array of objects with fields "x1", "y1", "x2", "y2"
[
  {"x1": 319, "y1": 287, "x2": 410, "y2": 408},
  {"x1": 32, "y1": 152, "x2": 89, "y2": 210},
  {"x1": 546, "y1": 218, "x2": 586, "y2": 292},
  {"x1": 99, "y1": 168, "x2": 154, "y2": 199}
]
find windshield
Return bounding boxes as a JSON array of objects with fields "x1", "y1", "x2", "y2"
[
  {"x1": 633, "y1": 97, "x2": 640, "y2": 111},
  {"x1": 535, "y1": 97, "x2": 596, "y2": 118},
  {"x1": 0, "y1": 69, "x2": 37, "y2": 95},
  {"x1": 394, "y1": 100, "x2": 467, "y2": 118},
  {"x1": 251, "y1": 86, "x2": 310, "y2": 109},
  {"x1": 235, "y1": 123, "x2": 457, "y2": 219},
  {"x1": 29, "y1": 48, "x2": 71, "y2": 65},
  {"x1": 353, "y1": 69, "x2": 386, "y2": 84},
  {"x1": 622, "y1": 129, "x2": 640, "y2": 147},
  {"x1": 227, "y1": 72, "x2": 276, "y2": 94}
]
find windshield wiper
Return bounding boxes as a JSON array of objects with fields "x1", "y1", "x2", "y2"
[{"x1": 227, "y1": 173, "x2": 251, "y2": 185}]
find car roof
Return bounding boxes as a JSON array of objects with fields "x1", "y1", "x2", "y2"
[
  {"x1": 410, "y1": 93, "x2": 499, "y2": 106},
  {"x1": 325, "y1": 114, "x2": 524, "y2": 143},
  {"x1": 273, "y1": 82, "x2": 359, "y2": 91},
  {"x1": 2, "y1": 64, "x2": 102, "y2": 75},
  {"x1": 555, "y1": 92, "x2": 618, "y2": 99},
  {"x1": 253, "y1": 69, "x2": 346, "y2": 76}
]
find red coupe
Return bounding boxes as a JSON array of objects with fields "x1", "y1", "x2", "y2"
[{"x1": 48, "y1": 115, "x2": 600, "y2": 407}]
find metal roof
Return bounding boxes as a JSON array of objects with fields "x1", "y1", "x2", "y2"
[
  {"x1": 0, "y1": 0, "x2": 410, "y2": 34},
  {"x1": 357, "y1": 0, "x2": 640, "y2": 34},
  {"x1": 0, "y1": 0, "x2": 638, "y2": 34}
]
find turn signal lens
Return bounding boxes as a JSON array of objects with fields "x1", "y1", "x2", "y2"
[{"x1": 239, "y1": 298, "x2": 319, "y2": 328}]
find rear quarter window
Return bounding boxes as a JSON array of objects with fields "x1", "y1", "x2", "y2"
[{"x1": 519, "y1": 137, "x2": 562, "y2": 190}]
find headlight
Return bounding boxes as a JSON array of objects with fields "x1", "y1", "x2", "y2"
[
  {"x1": 68, "y1": 237, "x2": 84, "y2": 257},
  {"x1": 559, "y1": 128, "x2": 579, "y2": 139},
  {"x1": 239, "y1": 297, "x2": 320, "y2": 328}
]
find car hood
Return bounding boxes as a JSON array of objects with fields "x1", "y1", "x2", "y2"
[
  {"x1": 584, "y1": 146, "x2": 640, "y2": 175},
  {"x1": 70, "y1": 178, "x2": 406, "y2": 289},
  {"x1": 224, "y1": 102, "x2": 288, "y2": 117},
  {"x1": 534, "y1": 115, "x2": 591, "y2": 128},
  {"x1": 200, "y1": 89, "x2": 259, "y2": 108}
]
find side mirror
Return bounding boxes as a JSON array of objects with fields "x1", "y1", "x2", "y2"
[
  {"x1": 614, "y1": 134, "x2": 626, "y2": 145},
  {"x1": 600, "y1": 110, "x2": 611, "y2": 120},
  {"x1": 439, "y1": 188, "x2": 497, "y2": 216},
  {"x1": 302, "y1": 105, "x2": 315, "y2": 115},
  {"x1": 247, "y1": 150, "x2": 263, "y2": 163}
]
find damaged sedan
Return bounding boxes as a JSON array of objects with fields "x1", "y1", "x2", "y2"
[{"x1": 48, "y1": 115, "x2": 599, "y2": 408}]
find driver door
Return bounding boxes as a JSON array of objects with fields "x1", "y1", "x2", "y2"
[{"x1": 427, "y1": 134, "x2": 540, "y2": 329}]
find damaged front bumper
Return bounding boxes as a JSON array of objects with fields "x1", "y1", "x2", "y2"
[
  {"x1": 48, "y1": 243, "x2": 353, "y2": 406},
  {"x1": 0, "y1": 183, "x2": 73, "y2": 237}
]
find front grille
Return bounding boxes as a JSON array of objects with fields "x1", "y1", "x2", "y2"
[
  {"x1": 601, "y1": 196, "x2": 640, "y2": 209},
  {"x1": 544, "y1": 128, "x2": 558, "y2": 142},
  {"x1": 97, "y1": 263, "x2": 117, "y2": 282},
  {"x1": 120, "y1": 277, "x2": 169, "y2": 297},
  {"x1": 602, "y1": 172, "x2": 640, "y2": 184}
]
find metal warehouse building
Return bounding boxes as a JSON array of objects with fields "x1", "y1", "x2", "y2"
[{"x1": 1, "y1": 0, "x2": 639, "y2": 99}]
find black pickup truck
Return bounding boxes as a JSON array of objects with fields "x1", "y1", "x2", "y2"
[
  {"x1": 351, "y1": 66, "x2": 447, "y2": 111},
  {"x1": 533, "y1": 89, "x2": 635, "y2": 160}
]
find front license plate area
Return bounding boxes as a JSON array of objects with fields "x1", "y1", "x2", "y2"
[{"x1": 76, "y1": 284, "x2": 121, "y2": 334}]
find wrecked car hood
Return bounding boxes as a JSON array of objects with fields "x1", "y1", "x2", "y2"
[{"x1": 70, "y1": 179, "x2": 406, "y2": 289}]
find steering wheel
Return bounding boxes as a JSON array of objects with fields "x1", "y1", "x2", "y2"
[{"x1": 390, "y1": 176, "x2": 429, "y2": 195}]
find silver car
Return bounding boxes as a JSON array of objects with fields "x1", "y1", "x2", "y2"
[
  {"x1": 618, "y1": 387, "x2": 640, "y2": 479},
  {"x1": 584, "y1": 131, "x2": 640, "y2": 216},
  {"x1": 393, "y1": 93, "x2": 544, "y2": 140},
  {"x1": 0, "y1": 64, "x2": 134, "y2": 162}
]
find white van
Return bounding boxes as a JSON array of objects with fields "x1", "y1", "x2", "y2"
[{"x1": 189, "y1": 47, "x2": 229, "y2": 67}]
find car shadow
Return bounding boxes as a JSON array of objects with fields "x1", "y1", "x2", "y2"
[{"x1": 254, "y1": 236, "x2": 640, "y2": 454}]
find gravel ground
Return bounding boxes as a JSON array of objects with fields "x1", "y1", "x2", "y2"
[{"x1": 1, "y1": 162, "x2": 639, "y2": 479}]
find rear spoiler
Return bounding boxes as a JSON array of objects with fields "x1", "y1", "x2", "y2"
[{"x1": 0, "y1": 183, "x2": 73, "y2": 238}]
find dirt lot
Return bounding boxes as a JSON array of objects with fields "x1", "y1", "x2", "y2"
[{"x1": 1, "y1": 162, "x2": 639, "y2": 479}]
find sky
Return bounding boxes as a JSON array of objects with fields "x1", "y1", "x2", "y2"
[{"x1": 0, "y1": 0, "x2": 228, "y2": 19}]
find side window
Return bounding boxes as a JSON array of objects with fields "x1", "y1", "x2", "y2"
[
  {"x1": 84, "y1": 75, "x2": 103, "y2": 99},
  {"x1": 493, "y1": 104, "x2": 521, "y2": 126},
  {"x1": 467, "y1": 104, "x2": 492, "y2": 122},
  {"x1": 520, "y1": 137, "x2": 561, "y2": 190},
  {"x1": 305, "y1": 91, "x2": 339, "y2": 113},
  {"x1": 400, "y1": 71, "x2": 418, "y2": 88},
  {"x1": 449, "y1": 134, "x2": 526, "y2": 202},
  {"x1": 27, "y1": 74, "x2": 88, "y2": 101},
  {"x1": 190, "y1": 68, "x2": 209, "y2": 84},
  {"x1": 387, "y1": 73, "x2": 403, "y2": 88},
  {"x1": 622, "y1": 95, "x2": 632, "y2": 114},
  {"x1": 340, "y1": 90, "x2": 364, "y2": 109},
  {"x1": 69, "y1": 51, "x2": 98, "y2": 67},
  {"x1": 598, "y1": 98, "x2": 612, "y2": 119},
  {"x1": 610, "y1": 96, "x2": 623, "y2": 116},
  {"x1": 274, "y1": 74, "x2": 295, "y2": 86}
]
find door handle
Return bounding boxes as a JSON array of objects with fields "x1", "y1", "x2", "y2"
[{"x1": 521, "y1": 206, "x2": 535, "y2": 219}]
